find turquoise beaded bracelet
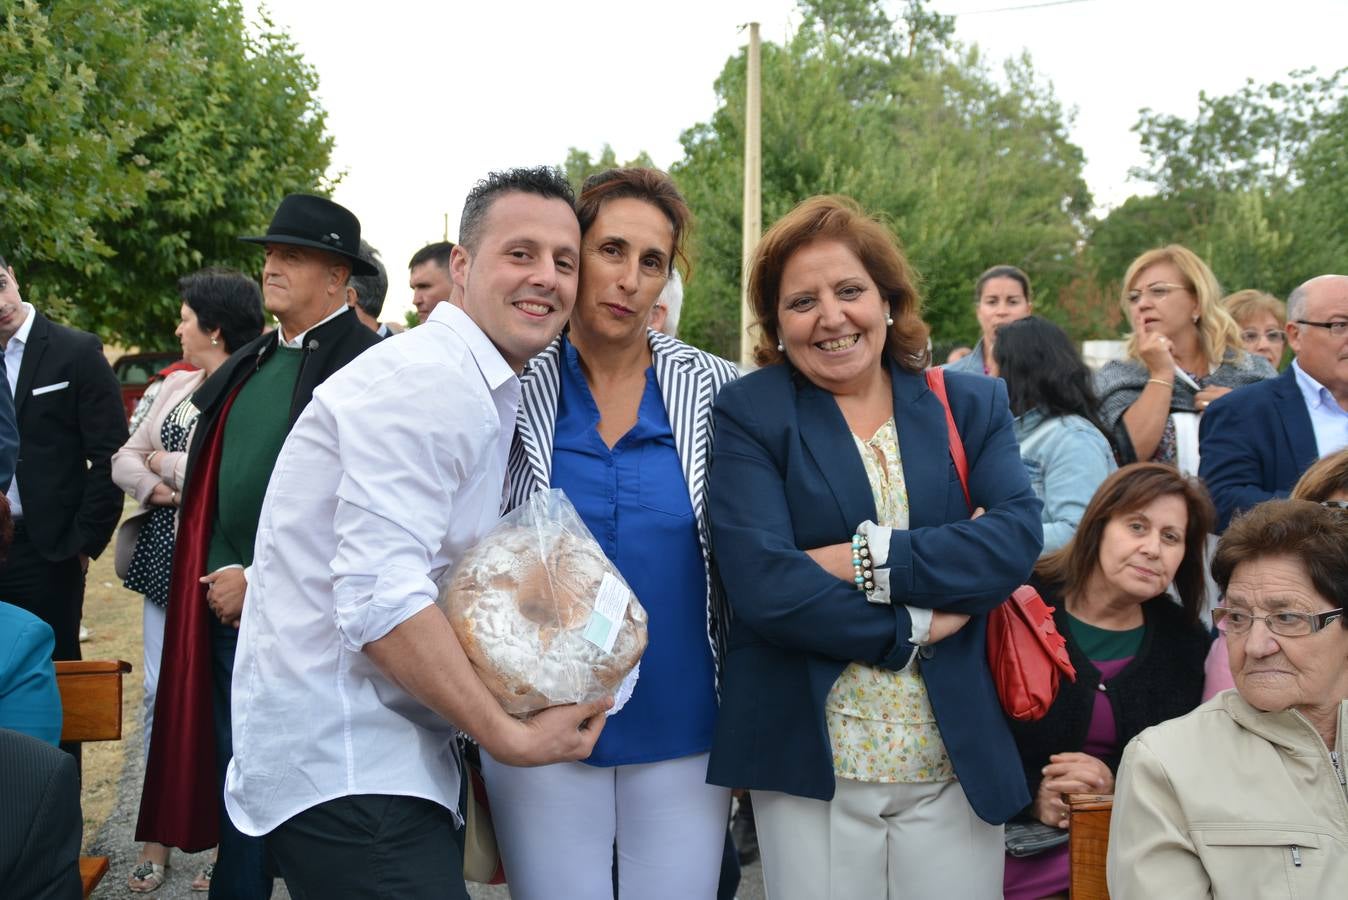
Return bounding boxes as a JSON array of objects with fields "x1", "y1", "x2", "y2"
[{"x1": 851, "y1": 533, "x2": 874, "y2": 592}]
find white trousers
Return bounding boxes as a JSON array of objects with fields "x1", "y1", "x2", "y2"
[
  {"x1": 754, "y1": 777, "x2": 1004, "y2": 900},
  {"x1": 480, "y1": 751, "x2": 729, "y2": 900},
  {"x1": 141, "y1": 598, "x2": 167, "y2": 766}
]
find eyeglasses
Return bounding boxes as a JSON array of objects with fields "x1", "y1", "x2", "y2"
[
  {"x1": 1240, "y1": 329, "x2": 1286, "y2": 345},
  {"x1": 1126, "y1": 283, "x2": 1188, "y2": 305},
  {"x1": 1212, "y1": 606, "x2": 1345, "y2": 637},
  {"x1": 1295, "y1": 319, "x2": 1348, "y2": 337}
]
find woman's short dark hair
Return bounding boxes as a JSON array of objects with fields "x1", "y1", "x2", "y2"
[
  {"x1": 974, "y1": 264, "x2": 1031, "y2": 304},
  {"x1": 576, "y1": 168, "x2": 692, "y2": 279},
  {"x1": 993, "y1": 316, "x2": 1106, "y2": 430},
  {"x1": 748, "y1": 195, "x2": 929, "y2": 371},
  {"x1": 1212, "y1": 500, "x2": 1348, "y2": 618},
  {"x1": 1036, "y1": 463, "x2": 1216, "y2": 622},
  {"x1": 178, "y1": 267, "x2": 264, "y2": 354}
]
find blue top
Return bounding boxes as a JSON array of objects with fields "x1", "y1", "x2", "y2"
[
  {"x1": 705, "y1": 361, "x2": 1042, "y2": 823},
  {"x1": 1013, "y1": 410, "x2": 1117, "y2": 554},
  {"x1": 0, "y1": 601, "x2": 62, "y2": 746},
  {"x1": 551, "y1": 336, "x2": 717, "y2": 767}
]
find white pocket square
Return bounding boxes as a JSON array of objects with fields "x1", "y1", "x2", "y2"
[{"x1": 31, "y1": 381, "x2": 70, "y2": 396}]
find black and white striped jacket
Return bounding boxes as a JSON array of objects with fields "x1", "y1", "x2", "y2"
[{"x1": 506, "y1": 329, "x2": 741, "y2": 694}]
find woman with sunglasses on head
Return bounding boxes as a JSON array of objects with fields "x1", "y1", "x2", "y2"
[{"x1": 1095, "y1": 246, "x2": 1274, "y2": 471}]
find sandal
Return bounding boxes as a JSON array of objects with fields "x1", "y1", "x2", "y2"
[
  {"x1": 190, "y1": 862, "x2": 215, "y2": 892},
  {"x1": 128, "y1": 860, "x2": 168, "y2": 893}
]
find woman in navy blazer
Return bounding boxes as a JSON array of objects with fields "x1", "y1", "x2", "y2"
[{"x1": 706, "y1": 196, "x2": 1043, "y2": 899}]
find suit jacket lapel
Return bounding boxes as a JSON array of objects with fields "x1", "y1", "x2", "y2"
[
  {"x1": 651, "y1": 331, "x2": 709, "y2": 523},
  {"x1": 1273, "y1": 366, "x2": 1320, "y2": 472},
  {"x1": 894, "y1": 363, "x2": 956, "y2": 530},
  {"x1": 796, "y1": 377, "x2": 876, "y2": 530},
  {"x1": 510, "y1": 337, "x2": 562, "y2": 503},
  {"x1": 13, "y1": 312, "x2": 49, "y2": 419}
]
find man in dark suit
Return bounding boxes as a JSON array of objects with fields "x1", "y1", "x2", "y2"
[
  {"x1": 1200, "y1": 273, "x2": 1348, "y2": 530},
  {"x1": 0, "y1": 254, "x2": 127, "y2": 662},
  {"x1": 0, "y1": 727, "x2": 83, "y2": 899},
  {"x1": 139, "y1": 195, "x2": 380, "y2": 899},
  {"x1": 344, "y1": 240, "x2": 400, "y2": 337}
]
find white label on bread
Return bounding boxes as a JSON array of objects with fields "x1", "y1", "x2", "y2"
[{"x1": 582, "y1": 573, "x2": 631, "y2": 654}]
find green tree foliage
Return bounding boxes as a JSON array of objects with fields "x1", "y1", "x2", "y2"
[
  {"x1": 563, "y1": 144, "x2": 657, "y2": 194},
  {"x1": 638, "y1": 0, "x2": 1091, "y2": 358},
  {"x1": 0, "y1": 0, "x2": 334, "y2": 348},
  {"x1": 1089, "y1": 67, "x2": 1348, "y2": 305}
]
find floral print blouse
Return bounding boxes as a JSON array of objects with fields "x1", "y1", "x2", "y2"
[{"x1": 824, "y1": 417, "x2": 955, "y2": 784}]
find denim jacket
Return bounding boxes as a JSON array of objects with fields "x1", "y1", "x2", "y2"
[{"x1": 1013, "y1": 410, "x2": 1117, "y2": 554}]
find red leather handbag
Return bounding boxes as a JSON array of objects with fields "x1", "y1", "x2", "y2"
[{"x1": 924, "y1": 368, "x2": 1075, "y2": 721}]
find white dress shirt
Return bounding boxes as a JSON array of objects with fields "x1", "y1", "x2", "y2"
[
  {"x1": 277, "y1": 303, "x2": 350, "y2": 348},
  {"x1": 4, "y1": 302, "x2": 36, "y2": 518},
  {"x1": 1293, "y1": 359, "x2": 1348, "y2": 457},
  {"x1": 224, "y1": 302, "x2": 521, "y2": 836}
]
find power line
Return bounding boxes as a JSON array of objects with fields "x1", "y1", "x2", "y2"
[{"x1": 954, "y1": 0, "x2": 1100, "y2": 16}]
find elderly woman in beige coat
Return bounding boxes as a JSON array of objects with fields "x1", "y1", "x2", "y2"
[
  {"x1": 1108, "y1": 499, "x2": 1348, "y2": 899},
  {"x1": 112, "y1": 268, "x2": 262, "y2": 892}
]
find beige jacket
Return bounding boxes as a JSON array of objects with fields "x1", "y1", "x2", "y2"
[
  {"x1": 111, "y1": 369, "x2": 204, "y2": 577},
  {"x1": 1108, "y1": 690, "x2": 1348, "y2": 899}
]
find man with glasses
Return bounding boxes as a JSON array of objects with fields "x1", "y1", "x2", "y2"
[{"x1": 1200, "y1": 274, "x2": 1348, "y2": 530}]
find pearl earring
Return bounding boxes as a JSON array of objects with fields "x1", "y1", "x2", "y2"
[
  {"x1": 211, "y1": 337, "x2": 219, "y2": 346},
  {"x1": 885, "y1": 315, "x2": 894, "y2": 325},
  {"x1": 1192, "y1": 315, "x2": 1199, "y2": 324},
  {"x1": 777, "y1": 341, "x2": 784, "y2": 352}
]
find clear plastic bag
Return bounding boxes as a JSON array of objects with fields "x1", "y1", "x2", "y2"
[{"x1": 438, "y1": 489, "x2": 648, "y2": 717}]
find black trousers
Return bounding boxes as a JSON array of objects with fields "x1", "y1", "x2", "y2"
[
  {"x1": 209, "y1": 617, "x2": 273, "y2": 900},
  {"x1": 267, "y1": 795, "x2": 467, "y2": 900},
  {"x1": 0, "y1": 523, "x2": 84, "y2": 661}
]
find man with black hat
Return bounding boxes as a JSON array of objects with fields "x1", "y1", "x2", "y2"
[{"x1": 137, "y1": 194, "x2": 380, "y2": 899}]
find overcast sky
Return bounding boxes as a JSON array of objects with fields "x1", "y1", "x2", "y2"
[{"x1": 243, "y1": 0, "x2": 1348, "y2": 322}]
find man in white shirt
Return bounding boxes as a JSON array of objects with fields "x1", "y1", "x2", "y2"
[
  {"x1": 225, "y1": 168, "x2": 608, "y2": 899},
  {"x1": 1200, "y1": 273, "x2": 1348, "y2": 529}
]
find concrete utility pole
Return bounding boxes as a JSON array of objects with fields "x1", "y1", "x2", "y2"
[{"x1": 739, "y1": 21, "x2": 762, "y2": 369}]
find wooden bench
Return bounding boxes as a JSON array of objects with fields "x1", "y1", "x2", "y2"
[
  {"x1": 56, "y1": 659, "x2": 132, "y2": 898},
  {"x1": 1068, "y1": 793, "x2": 1114, "y2": 900}
]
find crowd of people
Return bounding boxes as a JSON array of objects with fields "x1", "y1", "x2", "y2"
[{"x1": 0, "y1": 163, "x2": 1344, "y2": 900}]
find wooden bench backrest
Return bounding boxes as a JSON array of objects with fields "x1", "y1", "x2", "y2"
[
  {"x1": 1069, "y1": 793, "x2": 1114, "y2": 900},
  {"x1": 53, "y1": 659, "x2": 131, "y2": 897},
  {"x1": 55, "y1": 660, "x2": 131, "y2": 743}
]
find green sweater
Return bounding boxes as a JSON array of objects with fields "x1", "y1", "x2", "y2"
[{"x1": 207, "y1": 346, "x2": 303, "y2": 571}]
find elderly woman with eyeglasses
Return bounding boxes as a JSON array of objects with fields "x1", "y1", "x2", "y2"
[
  {"x1": 1108, "y1": 498, "x2": 1348, "y2": 899},
  {"x1": 1095, "y1": 246, "x2": 1274, "y2": 471},
  {"x1": 1222, "y1": 289, "x2": 1287, "y2": 370}
]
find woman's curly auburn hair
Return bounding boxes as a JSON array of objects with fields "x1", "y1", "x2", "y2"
[{"x1": 748, "y1": 195, "x2": 929, "y2": 371}]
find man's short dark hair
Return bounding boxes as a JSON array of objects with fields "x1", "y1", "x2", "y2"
[
  {"x1": 408, "y1": 241, "x2": 454, "y2": 272},
  {"x1": 349, "y1": 240, "x2": 388, "y2": 319},
  {"x1": 458, "y1": 167, "x2": 575, "y2": 252}
]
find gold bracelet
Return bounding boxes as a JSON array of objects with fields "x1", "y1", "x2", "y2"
[{"x1": 1147, "y1": 378, "x2": 1173, "y2": 388}]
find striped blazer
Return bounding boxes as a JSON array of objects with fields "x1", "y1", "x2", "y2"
[{"x1": 507, "y1": 329, "x2": 741, "y2": 691}]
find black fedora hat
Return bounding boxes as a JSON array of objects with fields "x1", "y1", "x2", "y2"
[{"x1": 240, "y1": 194, "x2": 379, "y2": 276}]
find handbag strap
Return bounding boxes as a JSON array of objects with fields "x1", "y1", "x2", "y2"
[{"x1": 924, "y1": 367, "x2": 972, "y2": 512}]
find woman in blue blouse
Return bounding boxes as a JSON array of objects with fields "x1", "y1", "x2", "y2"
[
  {"x1": 706, "y1": 196, "x2": 1043, "y2": 899},
  {"x1": 993, "y1": 316, "x2": 1117, "y2": 554},
  {"x1": 482, "y1": 168, "x2": 740, "y2": 899}
]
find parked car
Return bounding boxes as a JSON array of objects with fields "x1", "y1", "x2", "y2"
[{"x1": 112, "y1": 352, "x2": 184, "y2": 421}]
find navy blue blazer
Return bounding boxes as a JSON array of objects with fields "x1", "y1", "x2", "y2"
[
  {"x1": 705, "y1": 360, "x2": 1042, "y2": 824},
  {"x1": 1198, "y1": 367, "x2": 1318, "y2": 532}
]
